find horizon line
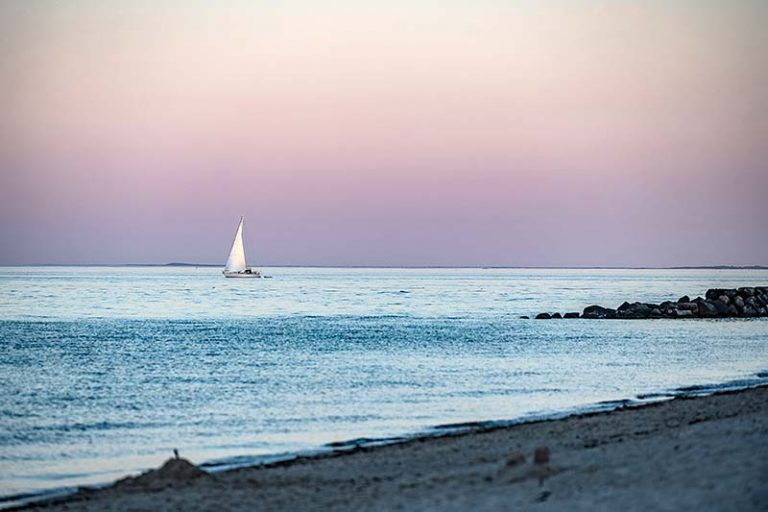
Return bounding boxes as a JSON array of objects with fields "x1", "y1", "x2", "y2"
[{"x1": 1, "y1": 263, "x2": 767, "y2": 270}]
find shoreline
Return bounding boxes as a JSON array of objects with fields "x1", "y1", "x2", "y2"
[{"x1": 12, "y1": 378, "x2": 768, "y2": 511}]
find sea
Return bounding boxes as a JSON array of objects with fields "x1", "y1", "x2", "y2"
[{"x1": 1, "y1": 266, "x2": 767, "y2": 506}]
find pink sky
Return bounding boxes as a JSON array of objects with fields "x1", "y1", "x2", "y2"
[{"x1": 1, "y1": 1, "x2": 766, "y2": 266}]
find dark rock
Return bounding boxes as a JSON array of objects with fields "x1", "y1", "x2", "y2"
[
  {"x1": 561, "y1": 286, "x2": 767, "y2": 321},
  {"x1": 551, "y1": 312, "x2": 562, "y2": 319},
  {"x1": 618, "y1": 301, "x2": 654, "y2": 314},
  {"x1": 697, "y1": 300, "x2": 718, "y2": 318},
  {"x1": 617, "y1": 301, "x2": 653, "y2": 318},
  {"x1": 535, "y1": 313, "x2": 552, "y2": 320},
  {"x1": 710, "y1": 299, "x2": 730, "y2": 316},
  {"x1": 582, "y1": 305, "x2": 616, "y2": 319},
  {"x1": 743, "y1": 305, "x2": 758, "y2": 317},
  {"x1": 705, "y1": 288, "x2": 740, "y2": 301},
  {"x1": 705, "y1": 289, "x2": 728, "y2": 300},
  {"x1": 659, "y1": 301, "x2": 677, "y2": 316},
  {"x1": 677, "y1": 302, "x2": 699, "y2": 315},
  {"x1": 519, "y1": 316, "x2": 530, "y2": 319},
  {"x1": 738, "y1": 287, "x2": 755, "y2": 297}
]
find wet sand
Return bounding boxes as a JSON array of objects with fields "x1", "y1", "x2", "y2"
[{"x1": 20, "y1": 386, "x2": 768, "y2": 511}]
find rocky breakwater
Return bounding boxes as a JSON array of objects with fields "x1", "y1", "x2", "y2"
[{"x1": 532, "y1": 286, "x2": 768, "y2": 320}]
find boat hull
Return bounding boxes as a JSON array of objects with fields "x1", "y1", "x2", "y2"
[{"x1": 223, "y1": 271, "x2": 262, "y2": 278}]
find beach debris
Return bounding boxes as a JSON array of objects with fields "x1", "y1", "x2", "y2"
[
  {"x1": 502, "y1": 447, "x2": 559, "y2": 484},
  {"x1": 531, "y1": 286, "x2": 768, "y2": 320},
  {"x1": 506, "y1": 452, "x2": 526, "y2": 467},
  {"x1": 505, "y1": 462, "x2": 559, "y2": 484},
  {"x1": 114, "y1": 457, "x2": 206, "y2": 491},
  {"x1": 534, "y1": 446, "x2": 550, "y2": 465}
]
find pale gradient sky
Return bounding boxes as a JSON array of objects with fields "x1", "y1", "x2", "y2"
[{"x1": 1, "y1": 0, "x2": 766, "y2": 266}]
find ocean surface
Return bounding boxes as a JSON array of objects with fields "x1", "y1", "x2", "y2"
[{"x1": 1, "y1": 267, "x2": 767, "y2": 505}]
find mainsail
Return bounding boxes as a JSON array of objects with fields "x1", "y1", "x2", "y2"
[{"x1": 225, "y1": 217, "x2": 247, "y2": 272}]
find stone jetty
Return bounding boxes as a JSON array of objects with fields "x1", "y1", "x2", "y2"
[{"x1": 532, "y1": 286, "x2": 768, "y2": 319}]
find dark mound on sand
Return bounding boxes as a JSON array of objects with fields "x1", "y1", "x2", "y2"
[{"x1": 114, "y1": 458, "x2": 207, "y2": 491}]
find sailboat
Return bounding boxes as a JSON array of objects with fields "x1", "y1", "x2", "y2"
[{"x1": 223, "y1": 216, "x2": 263, "y2": 278}]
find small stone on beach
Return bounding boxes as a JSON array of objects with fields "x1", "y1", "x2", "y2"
[
  {"x1": 534, "y1": 446, "x2": 550, "y2": 464},
  {"x1": 506, "y1": 453, "x2": 526, "y2": 467}
]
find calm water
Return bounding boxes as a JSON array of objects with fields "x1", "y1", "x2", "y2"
[{"x1": 1, "y1": 267, "x2": 767, "y2": 503}]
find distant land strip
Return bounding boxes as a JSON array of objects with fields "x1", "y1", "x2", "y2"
[{"x1": 3, "y1": 264, "x2": 767, "y2": 269}]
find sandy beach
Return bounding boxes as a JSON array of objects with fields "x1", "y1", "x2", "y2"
[{"x1": 19, "y1": 385, "x2": 767, "y2": 511}]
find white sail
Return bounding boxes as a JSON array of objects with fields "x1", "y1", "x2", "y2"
[{"x1": 225, "y1": 217, "x2": 247, "y2": 272}]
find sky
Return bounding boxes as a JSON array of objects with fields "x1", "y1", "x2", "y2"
[{"x1": 1, "y1": 0, "x2": 766, "y2": 266}]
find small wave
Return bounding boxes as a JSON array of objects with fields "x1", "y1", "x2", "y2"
[
  {"x1": 444, "y1": 387, "x2": 565, "y2": 398},
  {"x1": 672, "y1": 375, "x2": 768, "y2": 397},
  {"x1": 325, "y1": 436, "x2": 407, "y2": 449},
  {"x1": 26, "y1": 420, "x2": 168, "y2": 435}
]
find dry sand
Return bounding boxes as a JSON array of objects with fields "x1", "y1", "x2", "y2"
[{"x1": 20, "y1": 386, "x2": 768, "y2": 511}]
